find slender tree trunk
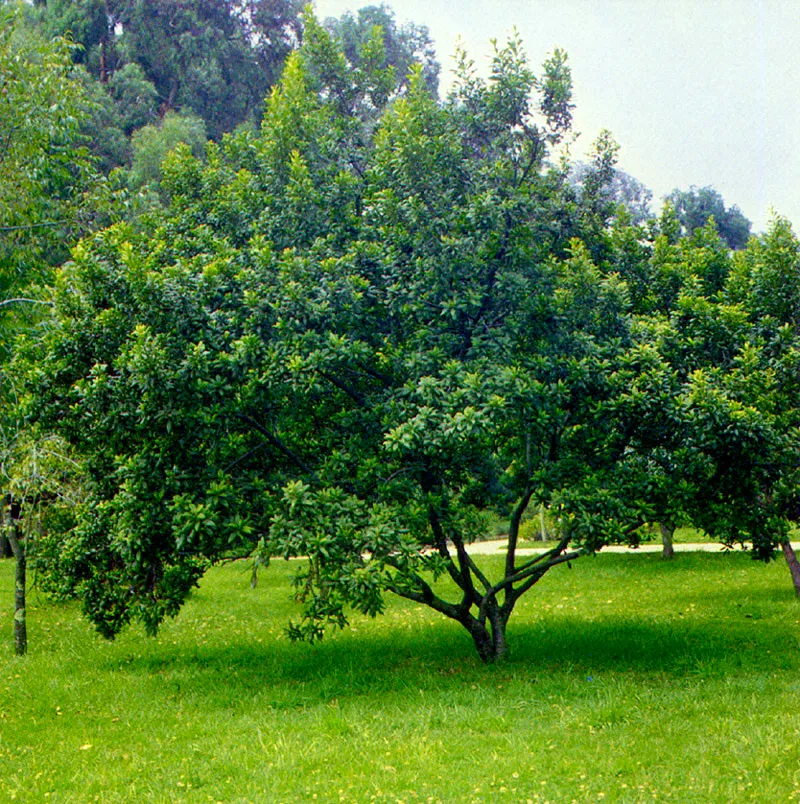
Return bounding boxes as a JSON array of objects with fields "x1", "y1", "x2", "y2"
[
  {"x1": 488, "y1": 608, "x2": 508, "y2": 661},
  {"x1": 659, "y1": 521, "x2": 675, "y2": 559},
  {"x1": 0, "y1": 529, "x2": 11, "y2": 559},
  {"x1": 538, "y1": 505, "x2": 548, "y2": 542},
  {"x1": 781, "y1": 539, "x2": 800, "y2": 598},
  {"x1": 0, "y1": 493, "x2": 11, "y2": 557},
  {"x1": 4, "y1": 509, "x2": 26, "y2": 655}
]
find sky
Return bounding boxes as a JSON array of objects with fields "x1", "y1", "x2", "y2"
[{"x1": 313, "y1": 0, "x2": 800, "y2": 233}]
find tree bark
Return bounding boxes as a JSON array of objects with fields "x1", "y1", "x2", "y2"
[
  {"x1": 488, "y1": 607, "x2": 508, "y2": 661},
  {"x1": 780, "y1": 539, "x2": 800, "y2": 598},
  {"x1": 467, "y1": 614, "x2": 507, "y2": 664},
  {"x1": 659, "y1": 521, "x2": 675, "y2": 559},
  {"x1": 0, "y1": 530, "x2": 11, "y2": 559},
  {"x1": 4, "y1": 514, "x2": 26, "y2": 656}
]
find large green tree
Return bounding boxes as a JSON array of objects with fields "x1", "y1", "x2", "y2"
[{"x1": 24, "y1": 19, "x2": 799, "y2": 661}]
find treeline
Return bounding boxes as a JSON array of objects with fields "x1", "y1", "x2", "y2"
[
  {"x1": 16, "y1": 1, "x2": 437, "y2": 172},
  {"x1": 2, "y1": 4, "x2": 798, "y2": 661}
]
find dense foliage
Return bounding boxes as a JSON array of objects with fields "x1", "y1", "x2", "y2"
[
  {"x1": 13, "y1": 0, "x2": 442, "y2": 179},
  {"x1": 12, "y1": 14, "x2": 800, "y2": 661},
  {"x1": 29, "y1": 0, "x2": 304, "y2": 138},
  {"x1": 0, "y1": 9, "x2": 94, "y2": 343}
]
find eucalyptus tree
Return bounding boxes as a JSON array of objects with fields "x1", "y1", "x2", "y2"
[
  {"x1": 324, "y1": 3, "x2": 440, "y2": 96},
  {"x1": 665, "y1": 185, "x2": 752, "y2": 251}
]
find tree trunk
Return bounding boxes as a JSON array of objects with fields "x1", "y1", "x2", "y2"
[
  {"x1": 488, "y1": 608, "x2": 508, "y2": 661},
  {"x1": 659, "y1": 521, "x2": 675, "y2": 559},
  {"x1": 5, "y1": 519, "x2": 26, "y2": 656},
  {"x1": 781, "y1": 539, "x2": 800, "y2": 598},
  {"x1": 0, "y1": 530, "x2": 11, "y2": 559},
  {"x1": 467, "y1": 613, "x2": 507, "y2": 664}
]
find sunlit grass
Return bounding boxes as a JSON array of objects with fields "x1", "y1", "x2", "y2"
[{"x1": 1, "y1": 551, "x2": 799, "y2": 802}]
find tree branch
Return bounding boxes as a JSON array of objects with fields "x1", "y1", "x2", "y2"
[
  {"x1": 0, "y1": 221, "x2": 68, "y2": 232},
  {"x1": 427, "y1": 504, "x2": 464, "y2": 590},
  {"x1": 224, "y1": 441, "x2": 269, "y2": 472},
  {"x1": 354, "y1": 360, "x2": 394, "y2": 386},
  {"x1": 238, "y1": 415, "x2": 314, "y2": 475},
  {"x1": 512, "y1": 533, "x2": 572, "y2": 576},
  {"x1": 384, "y1": 568, "x2": 462, "y2": 621},
  {"x1": 479, "y1": 545, "x2": 585, "y2": 623},
  {"x1": 450, "y1": 531, "x2": 488, "y2": 611},
  {"x1": 317, "y1": 369, "x2": 369, "y2": 408},
  {"x1": 0, "y1": 298, "x2": 53, "y2": 309},
  {"x1": 506, "y1": 486, "x2": 534, "y2": 578}
]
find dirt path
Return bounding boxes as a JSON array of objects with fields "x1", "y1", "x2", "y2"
[{"x1": 464, "y1": 539, "x2": 800, "y2": 556}]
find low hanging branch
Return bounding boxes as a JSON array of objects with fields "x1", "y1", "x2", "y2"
[
  {"x1": 0, "y1": 298, "x2": 53, "y2": 309},
  {"x1": 0, "y1": 221, "x2": 68, "y2": 232}
]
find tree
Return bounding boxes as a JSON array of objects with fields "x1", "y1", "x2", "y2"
[
  {"x1": 2, "y1": 431, "x2": 82, "y2": 655},
  {"x1": 606, "y1": 211, "x2": 800, "y2": 583},
  {"x1": 723, "y1": 216, "x2": 800, "y2": 593},
  {"x1": 0, "y1": 7, "x2": 96, "y2": 652},
  {"x1": 30, "y1": 0, "x2": 118, "y2": 81},
  {"x1": 128, "y1": 110, "x2": 207, "y2": 191},
  {"x1": 570, "y1": 162, "x2": 653, "y2": 226},
  {"x1": 25, "y1": 20, "x2": 798, "y2": 662},
  {"x1": 324, "y1": 3, "x2": 440, "y2": 97},
  {"x1": 0, "y1": 9, "x2": 92, "y2": 332},
  {"x1": 665, "y1": 185, "x2": 752, "y2": 251},
  {"x1": 30, "y1": 0, "x2": 305, "y2": 141},
  {"x1": 111, "y1": 0, "x2": 303, "y2": 139}
]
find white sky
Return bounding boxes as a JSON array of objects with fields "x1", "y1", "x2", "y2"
[{"x1": 314, "y1": 0, "x2": 800, "y2": 233}]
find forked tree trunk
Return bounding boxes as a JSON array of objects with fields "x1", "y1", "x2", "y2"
[
  {"x1": 467, "y1": 612, "x2": 508, "y2": 664},
  {"x1": 659, "y1": 521, "x2": 675, "y2": 559},
  {"x1": 395, "y1": 490, "x2": 581, "y2": 664},
  {"x1": 781, "y1": 539, "x2": 800, "y2": 598}
]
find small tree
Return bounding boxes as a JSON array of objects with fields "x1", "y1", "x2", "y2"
[{"x1": 0, "y1": 8, "x2": 95, "y2": 653}]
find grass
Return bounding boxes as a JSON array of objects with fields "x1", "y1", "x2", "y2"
[{"x1": 1, "y1": 551, "x2": 800, "y2": 803}]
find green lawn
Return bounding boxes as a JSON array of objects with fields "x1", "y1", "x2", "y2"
[{"x1": 1, "y1": 552, "x2": 799, "y2": 803}]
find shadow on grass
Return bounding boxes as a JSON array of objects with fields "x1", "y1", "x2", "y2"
[
  {"x1": 104, "y1": 606, "x2": 799, "y2": 711},
  {"x1": 32, "y1": 550, "x2": 796, "y2": 712}
]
